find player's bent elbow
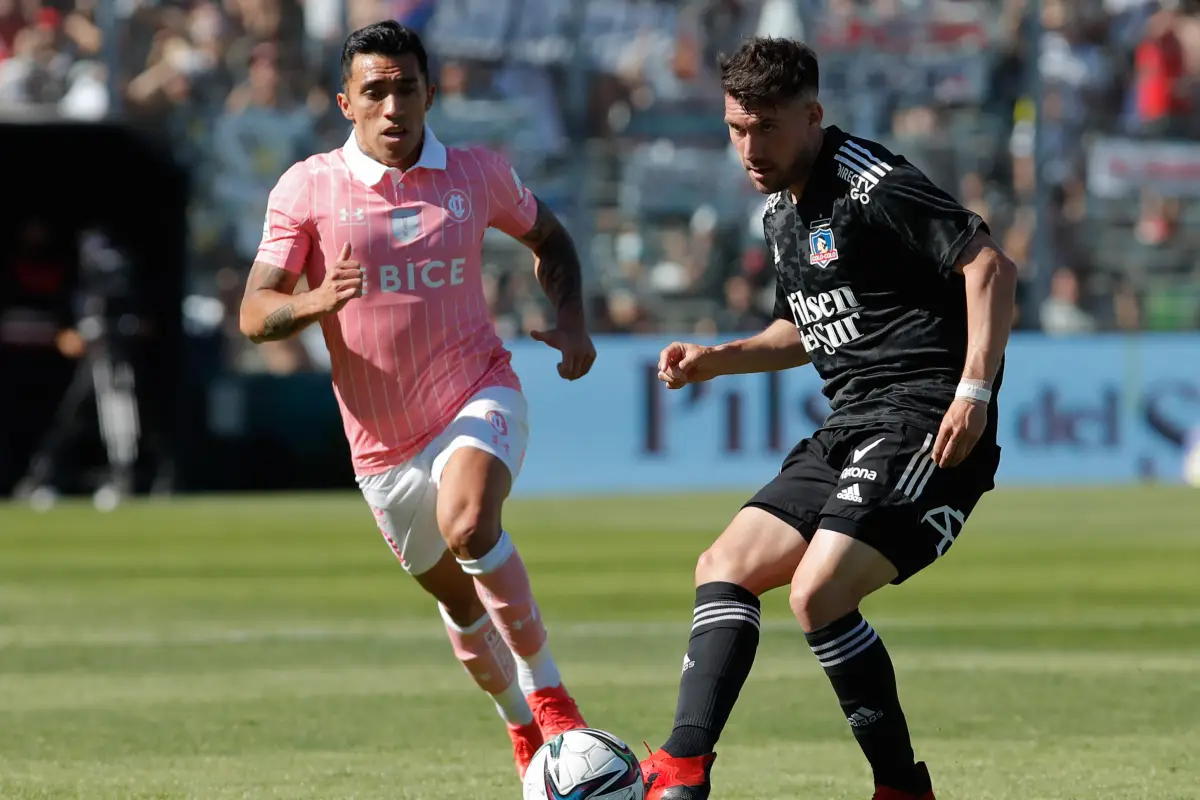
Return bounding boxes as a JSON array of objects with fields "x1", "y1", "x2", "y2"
[{"x1": 238, "y1": 306, "x2": 268, "y2": 344}]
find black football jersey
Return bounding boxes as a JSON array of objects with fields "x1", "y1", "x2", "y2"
[{"x1": 765, "y1": 125, "x2": 1003, "y2": 436}]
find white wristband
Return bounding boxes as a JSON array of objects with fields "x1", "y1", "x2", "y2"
[{"x1": 955, "y1": 380, "x2": 992, "y2": 405}]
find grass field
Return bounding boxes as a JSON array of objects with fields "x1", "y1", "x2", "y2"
[{"x1": 1, "y1": 487, "x2": 1198, "y2": 799}]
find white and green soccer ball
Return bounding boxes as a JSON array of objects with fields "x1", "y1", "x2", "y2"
[{"x1": 522, "y1": 728, "x2": 645, "y2": 800}]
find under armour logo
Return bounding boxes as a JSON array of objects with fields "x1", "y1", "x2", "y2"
[
  {"x1": 922, "y1": 505, "x2": 965, "y2": 557},
  {"x1": 338, "y1": 207, "x2": 365, "y2": 225}
]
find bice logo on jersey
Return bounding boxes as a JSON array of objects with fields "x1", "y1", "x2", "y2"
[
  {"x1": 809, "y1": 223, "x2": 839, "y2": 267},
  {"x1": 443, "y1": 189, "x2": 472, "y2": 223},
  {"x1": 390, "y1": 207, "x2": 421, "y2": 245},
  {"x1": 485, "y1": 410, "x2": 508, "y2": 436}
]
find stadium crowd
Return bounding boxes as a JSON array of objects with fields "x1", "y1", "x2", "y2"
[{"x1": 2, "y1": 0, "x2": 1199, "y2": 374}]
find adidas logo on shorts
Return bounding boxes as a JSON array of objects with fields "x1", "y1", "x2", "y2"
[{"x1": 836, "y1": 483, "x2": 864, "y2": 503}]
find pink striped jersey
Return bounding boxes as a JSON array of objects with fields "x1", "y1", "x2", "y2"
[{"x1": 255, "y1": 126, "x2": 534, "y2": 475}]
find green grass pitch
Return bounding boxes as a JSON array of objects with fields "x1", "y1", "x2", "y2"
[{"x1": 1, "y1": 487, "x2": 1198, "y2": 799}]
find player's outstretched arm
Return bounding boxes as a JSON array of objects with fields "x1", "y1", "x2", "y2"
[
  {"x1": 239, "y1": 243, "x2": 362, "y2": 344},
  {"x1": 515, "y1": 197, "x2": 596, "y2": 380},
  {"x1": 659, "y1": 319, "x2": 810, "y2": 389}
]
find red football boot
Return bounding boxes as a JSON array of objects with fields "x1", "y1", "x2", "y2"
[
  {"x1": 508, "y1": 720, "x2": 544, "y2": 779},
  {"x1": 527, "y1": 684, "x2": 587, "y2": 738},
  {"x1": 641, "y1": 747, "x2": 716, "y2": 800},
  {"x1": 873, "y1": 762, "x2": 935, "y2": 800}
]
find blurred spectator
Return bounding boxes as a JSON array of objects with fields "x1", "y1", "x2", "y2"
[
  {"x1": 212, "y1": 42, "x2": 315, "y2": 264},
  {"x1": 1041, "y1": 267, "x2": 1098, "y2": 335},
  {"x1": 1132, "y1": 3, "x2": 1190, "y2": 135},
  {"x1": 719, "y1": 274, "x2": 770, "y2": 332},
  {"x1": 1, "y1": 0, "x2": 1197, "y2": 375}
]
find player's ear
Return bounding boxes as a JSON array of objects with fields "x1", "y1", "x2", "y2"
[
  {"x1": 336, "y1": 91, "x2": 354, "y2": 123},
  {"x1": 425, "y1": 82, "x2": 436, "y2": 111},
  {"x1": 809, "y1": 101, "x2": 824, "y2": 128}
]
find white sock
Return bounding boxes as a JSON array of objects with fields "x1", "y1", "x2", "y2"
[
  {"x1": 492, "y1": 680, "x2": 534, "y2": 725},
  {"x1": 516, "y1": 645, "x2": 562, "y2": 695}
]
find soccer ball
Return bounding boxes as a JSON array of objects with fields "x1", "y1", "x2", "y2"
[{"x1": 522, "y1": 728, "x2": 645, "y2": 800}]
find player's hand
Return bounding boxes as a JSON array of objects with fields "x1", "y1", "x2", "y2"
[
  {"x1": 933, "y1": 397, "x2": 987, "y2": 468},
  {"x1": 529, "y1": 314, "x2": 596, "y2": 381},
  {"x1": 316, "y1": 242, "x2": 363, "y2": 314},
  {"x1": 657, "y1": 342, "x2": 716, "y2": 389}
]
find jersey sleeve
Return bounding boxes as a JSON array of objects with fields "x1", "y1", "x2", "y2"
[
  {"x1": 861, "y1": 162, "x2": 988, "y2": 278},
  {"x1": 772, "y1": 280, "x2": 791, "y2": 322},
  {"x1": 478, "y1": 148, "x2": 539, "y2": 239},
  {"x1": 255, "y1": 162, "x2": 313, "y2": 274},
  {"x1": 765, "y1": 214, "x2": 793, "y2": 322}
]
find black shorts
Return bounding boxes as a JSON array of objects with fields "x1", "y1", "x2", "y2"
[{"x1": 745, "y1": 421, "x2": 1001, "y2": 584}]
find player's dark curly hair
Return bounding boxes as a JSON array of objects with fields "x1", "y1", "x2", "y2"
[
  {"x1": 719, "y1": 37, "x2": 820, "y2": 109},
  {"x1": 341, "y1": 20, "x2": 429, "y2": 88}
]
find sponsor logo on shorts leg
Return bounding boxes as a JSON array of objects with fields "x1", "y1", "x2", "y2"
[
  {"x1": 485, "y1": 410, "x2": 508, "y2": 436},
  {"x1": 840, "y1": 466, "x2": 878, "y2": 481},
  {"x1": 836, "y1": 483, "x2": 864, "y2": 503},
  {"x1": 923, "y1": 505, "x2": 966, "y2": 557}
]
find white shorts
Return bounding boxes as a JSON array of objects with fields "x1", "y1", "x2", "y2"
[{"x1": 355, "y1": 386, "x2": 529, "y2": 576}]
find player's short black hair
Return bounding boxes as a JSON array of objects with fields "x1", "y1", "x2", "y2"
[
  {"x1": 719, "y1": 36, "x2": 819, "y2": 109},
  {"x1": 341, "y1": 20, "x2": 429, "y2": 88}
]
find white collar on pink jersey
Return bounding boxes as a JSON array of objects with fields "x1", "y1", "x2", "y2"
[{"x1": 341, "y1": 125, "x2": 448, "y2": 186}]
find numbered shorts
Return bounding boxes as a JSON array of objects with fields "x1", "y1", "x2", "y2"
[
  {"x1": 745, "y1": 421, "x2": 1001, "y2": 584},
  {"x1": 355, "y1": 386, "x2": 529, "y2": 576}
]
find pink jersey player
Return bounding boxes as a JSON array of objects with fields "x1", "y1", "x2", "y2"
[{"x1": 239, "y1": 21, "x2": 595, "y2": 780}]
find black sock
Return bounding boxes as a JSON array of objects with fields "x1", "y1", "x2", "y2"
[
  {"x1": 661, "y1": 582, "x2": 761, "y2": 758},
  {"x1": 805, "y1": 610, "x2": 925, "y2": 792}
]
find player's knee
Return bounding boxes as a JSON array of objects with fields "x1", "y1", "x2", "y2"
[
  {"x1": 789, "y1": 578, "x2": 858, "y2": 632},
  {"x1": 438, "y1": 500, "x2": 501, "y2": 560},
  {"x1": 694, "y1": 547, "x2": 726, "y2": 584},
  {"x1": 694, "y1": 546, "x2": 765, "y2": 595}
]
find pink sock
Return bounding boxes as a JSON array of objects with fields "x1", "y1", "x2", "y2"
[
  {"x1": 439, "y1": 605, "x2": 533, "y2": 725},
  {"x1": 458, "y1": 532, "x2": 548, "y2": 657}
]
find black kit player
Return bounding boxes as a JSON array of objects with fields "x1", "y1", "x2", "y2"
[{"x1": 639, "y1": 38, "x2": 1018, "y2": 800}]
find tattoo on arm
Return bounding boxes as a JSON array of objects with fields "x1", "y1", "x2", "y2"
[
  {"x1": 520, "y1": 196, "x2": 584, "y2": 315},
  {"x1": 242, "y1": 261, "x2": 304, "y2": 343},
  {"x1": 260, "y1": 304, "x2": 298, "y2": 341}
]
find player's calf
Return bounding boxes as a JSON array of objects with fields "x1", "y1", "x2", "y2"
[
  {"x1": 434, "y1": 580, "x2": 541, "y2": 777},
  {"x1": 439, "y1": 446, "x2": 586, "y2": 736},
  {"x1": 440, "y1": 605, "x2": 536, "y2": 713},
  {"x1": 456, "y1": 529, "x2": 586, "y2": 735},
  {"x1": 657, "y1": 508, "x2": 803, "y2": 761},
  {"x1": 792, "y1": 529, "x2": 927, "y2": 795}
]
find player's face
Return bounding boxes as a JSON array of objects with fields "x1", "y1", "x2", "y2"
[
  {"x1": 725, "y1": 94, "x2": 823, "y2": 194},
  {"x1": 338, "y1": 52, "x2": 436, "y2": 168}
]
